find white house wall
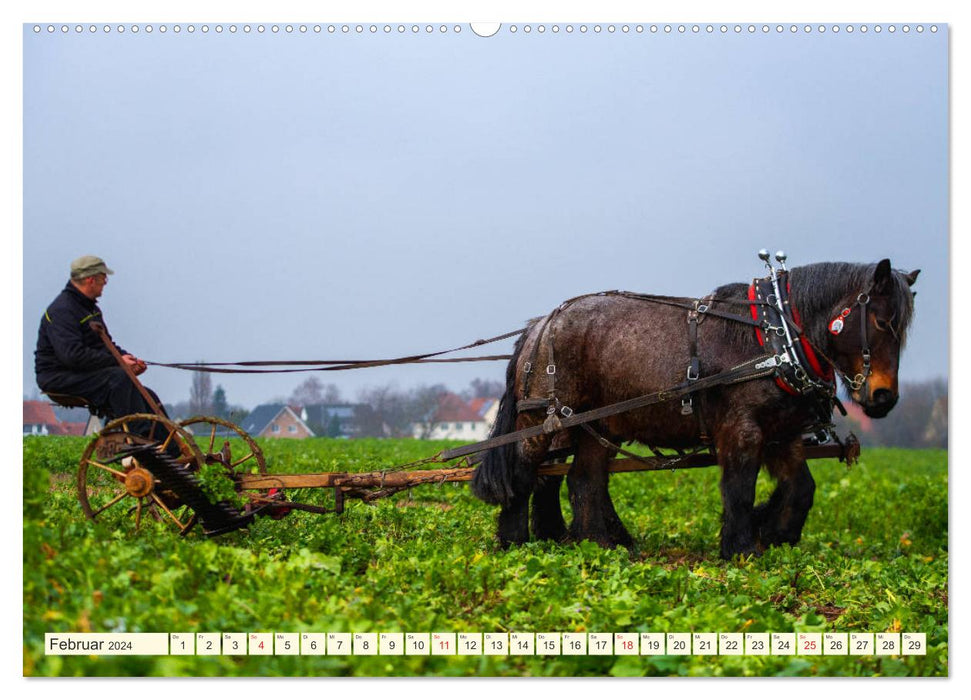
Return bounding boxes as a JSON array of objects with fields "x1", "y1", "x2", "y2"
[{"x1": 412, "y1": 421, "x2": 490, "y2": 441}]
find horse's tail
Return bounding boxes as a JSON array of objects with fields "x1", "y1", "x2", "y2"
[{"x1": 471, "y1": 327, "x2": 532, "y2": 506}]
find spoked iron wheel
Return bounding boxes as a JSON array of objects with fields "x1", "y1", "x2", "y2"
[
  {"x1": 178, "y1": 416, "x2": 278, "y2": 515},
  {"x1": 78, "y1": 413, "x2": 204, "y2": 535},
  {"x1": 178, "y1": 415, "x2": 267, "y2": 478}
]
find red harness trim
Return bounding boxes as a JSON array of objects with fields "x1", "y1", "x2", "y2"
[
  {"x1": 787, "y1": 282, "x2": 834, "y2": 383},
  {"x1": 747, "y1": 283, "x2": 764, "y2": 344}
]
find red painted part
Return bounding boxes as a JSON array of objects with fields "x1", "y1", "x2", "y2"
[
  {"x1": 266, "y1": 487, "x2": 292, "y2": 519},
  {"x1": 787, "y1": 281, "x2": 834, "y2": 383},
  {"x1": 747, "y1": 283, "x2": 764, "y2": 345}
]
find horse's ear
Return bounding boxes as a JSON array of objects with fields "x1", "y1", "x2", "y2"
[
  {"x1": 873, "y1": 259, "x2": 893, "y2": 294},
  {"x1": 906, "y1": 269, "x2": 921, "y2": 286}
]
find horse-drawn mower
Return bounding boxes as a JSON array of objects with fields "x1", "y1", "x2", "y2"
[{"x1": 59, "y1": 398, "x2": 860, "y2": 539}]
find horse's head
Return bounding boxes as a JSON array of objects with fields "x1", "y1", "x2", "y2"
[{"x1": 826, "y1": 259, "x2": 919, "y2": 418}]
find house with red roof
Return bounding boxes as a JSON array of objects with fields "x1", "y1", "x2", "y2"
[
  {"x1": 412, "y1": 394, "x2": 500, "y2": 441},
  {"x1": 23, "y1": 400, "x2": 87, "y2": 436},
  {"x1": 23, "y1": 401, "x2": 58, "y2": 436},
  {"x1": 468, "y1": 397, "x2": 500, "y2": 426}
]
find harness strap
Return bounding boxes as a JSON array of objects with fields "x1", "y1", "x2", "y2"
[
  {"x1": 688, "y1": 299, "x2": 713, "y2": 442},
  {"x1": 859, "y1": 292, "x2": 872, "y2": 392},
  {"x1": 683, "y1": 299, "x2": 703, "y2": 416},
  {"x1": 618, "y1": 291, "x2": 767, "y2": 327},
  {"x1": 446, "y1": 353, "x2": 779, "y2": 461},
  {"x1": 578, "y1": 423, "x2": 712, "y2": 469}
]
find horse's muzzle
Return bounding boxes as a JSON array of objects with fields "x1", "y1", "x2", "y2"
[{"x1": 863, "y1": 388, "x2": 898, "y2": 418}]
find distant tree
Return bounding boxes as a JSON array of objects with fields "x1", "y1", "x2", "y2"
[
  {"x1": 464, "y1": 377, "x2": 505, "y2": 400},
  {"x1": 327, "y1": 413, "x2": 342, "y2": 438},
  {"x1": 356, "y1": 383, "x2": 452, "y2": 437},
  {"x1": 188, "y1": 366, "x2": 213, "y2": 416},
  {"x1": 290, "y1": 377, "x2": 324, "y2": 406},
  {"x1": 409, "y1": 384, "x2": 449, "y2": 439},
  {"x1": 357, "y1": 384, "x2": 409, "y2": 437},
  {"x1": 835, "y1": 377, "x2": 947, "y2": 448},
  {"x1": 289, "y1": 378, "x2": 343, "y2": 407},
  {"x1": 322, "y1": 383, "x2": 342, "y2": 404},
  {"x1": 167, "y1": 400, "x2": 191, "y2": 421},
  {"x1": 228, "y1": 406, "x2": 250, "y2": 425},
  {"x1": 870, "y1": 378, "x2": 947, "y2": 448},
  {"x1": 212, "y1": 385, "x2": 229, "y2": 419}
]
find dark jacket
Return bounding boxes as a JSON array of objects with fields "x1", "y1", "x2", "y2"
[{"x1": 35, "y1": 282, "x2": 127, "y2": 386}]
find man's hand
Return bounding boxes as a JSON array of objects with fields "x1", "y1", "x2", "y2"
[{"x1": 122, "y1": 354, "x2": 147, "y2": 376}]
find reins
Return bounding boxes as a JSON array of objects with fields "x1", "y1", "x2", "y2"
[{"x1": 144, "y1": 328, "x2": 524, "y2": 374}]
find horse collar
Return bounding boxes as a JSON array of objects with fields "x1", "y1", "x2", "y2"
[{"x1": 747, "y1": 273, "x2": 835, "y2": 397}]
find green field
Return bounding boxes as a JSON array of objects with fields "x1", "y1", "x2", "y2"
[{"x1": 23, "y1": 436, "x2": 948, "y2": 677}]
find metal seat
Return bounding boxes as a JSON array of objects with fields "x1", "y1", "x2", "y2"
[{"x1": 43, "y1": 392, "x2": 93, "y2": 409}]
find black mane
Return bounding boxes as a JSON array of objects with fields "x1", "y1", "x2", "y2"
[
  {"x1": 709, "y1": 262, "x2": 915, "y2": 349},
  {"x1": 788, "y1": 262, "x2": 915, "y2": 347}
]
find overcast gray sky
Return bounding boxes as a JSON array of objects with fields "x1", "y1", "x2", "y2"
[{"x1": 22, "y1": 23, "x2": 947, "y2": 409}]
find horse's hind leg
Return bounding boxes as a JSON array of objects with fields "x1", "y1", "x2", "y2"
[
  {"x1": 531, "y1": 474, "x2": 567, "y2": 541},
  {"x1": 716, "y1": 422, "x2": 763, "y2": 559},
  {"x1": 495, "y1": 432, "x2": 552, "y2": 547},
  {"x1": 754, "y1": 443, "x2": 815, "y2": 549},
  {"x1": 567, "y1": 430, "x2": 633, "y2": 549},
  {"x1": 531, "y1": 432, "x2": 571, "y2": 541}
]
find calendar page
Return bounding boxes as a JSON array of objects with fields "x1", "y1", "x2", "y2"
[{"x1": 19, "y1": 0, "x2": 949, "y2": 680}]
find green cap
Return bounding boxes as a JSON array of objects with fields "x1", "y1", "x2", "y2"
[{"x1": 70, "y1": 255, "x2": 115, "y2": 280}]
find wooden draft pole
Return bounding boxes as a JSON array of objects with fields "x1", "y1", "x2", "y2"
[{"x1": 236, "y1": 441, "x2": 855, "y2": 491}]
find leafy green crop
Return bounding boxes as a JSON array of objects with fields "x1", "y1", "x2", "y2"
[{"x1": 23, "y1": 437, "x2": 948, "y2": 677}]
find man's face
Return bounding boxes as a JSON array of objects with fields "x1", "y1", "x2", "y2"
[{"x1": 79, "y1": 273, "x2": 107, "y2": 300}]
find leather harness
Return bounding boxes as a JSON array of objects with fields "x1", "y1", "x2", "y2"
[{"x1": 513, "y1": 270, "x2": 875, "y2": 451}]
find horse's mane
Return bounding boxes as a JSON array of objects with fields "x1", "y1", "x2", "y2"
[
  {"x1": 788, "y1": 262, "x2": 915, "y2": 346},
  {"x1": 709, "y1": 262, "x2": 915, "y2": 349}
]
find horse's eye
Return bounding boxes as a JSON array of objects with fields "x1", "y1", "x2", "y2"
[{"x1": 874, "y1": 318, "x2": 896, "y2": 335}]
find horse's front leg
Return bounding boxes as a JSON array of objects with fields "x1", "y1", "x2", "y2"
[
  {"x1": 496, "y1": 493, "x2": 530, "y2": 547},
  {"x1": 754, "y1": 441, "x2": 815, "y2": 549},
  {"x1": 716, "y1": 422, "x2": 763, "y2": 559}
]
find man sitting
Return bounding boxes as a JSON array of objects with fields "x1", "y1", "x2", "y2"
[{"x1": 34, "y1": 255, "x2": 167, "y2": 423}]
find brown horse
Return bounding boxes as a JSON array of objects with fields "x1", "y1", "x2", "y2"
[{"x1": 471, "y1": 259, "x2": 919, "y2": 558}]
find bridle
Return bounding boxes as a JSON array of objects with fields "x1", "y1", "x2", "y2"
[
  {"x1": 827, "y1": 289, "x2": 874, "y2": 393},
  {"x1": 821, "y1": 276, "x2": 909, "y2": 400}
]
